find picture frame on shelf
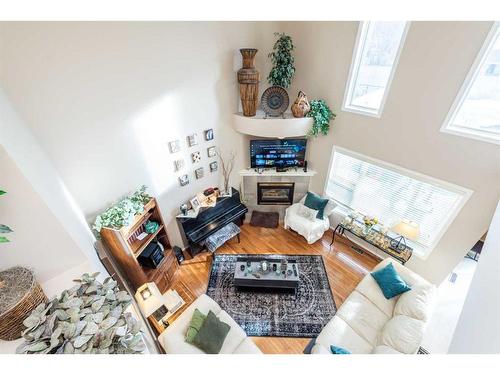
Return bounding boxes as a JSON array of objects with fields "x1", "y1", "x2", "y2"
[
  {"x1": 179, "y1": 174, "x2": 190, "y2": 186},
  {"x1": 168, "y1": 139, "x2": 181, "y2": 153},
  {"x1": 174, "y1": 159, "x2": 184, "y2": 171},
  {"x1": 209, "y1": 161, "x2": 218, "y2": 172},
  {"x1": 204, "y1": 129, "x2": 214, "y2": 141},
  {"x1": 190, "y1": 196, "x2": 201, "y2": 211},
  {"x1": 195, "y1": 167, "x2": 204, "y2": 179},
  {"x1": 207, "y1": 146, "x2": 216, "y2": 157},
  {"x1": 191, "y1": 151, "x2": 201, "y2": 163},
  {"x1": 187, "y1": 133, "x2": 198, "y2": 147}
]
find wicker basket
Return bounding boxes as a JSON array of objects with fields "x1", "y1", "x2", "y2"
[{"x1": 0, "y1": 267, "x2": 48, "y2": 341}]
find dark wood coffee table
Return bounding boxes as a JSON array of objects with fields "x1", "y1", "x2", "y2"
[{"x1": 233, "y1": 256, "x2": 299, "y2": 290}]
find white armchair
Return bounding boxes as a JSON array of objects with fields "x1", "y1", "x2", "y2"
[{"x1": 284, "y1": 195, "x2": 336, "y2": 244}]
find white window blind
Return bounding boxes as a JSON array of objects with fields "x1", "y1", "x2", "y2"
[
  {"x1": 343, "y1": 21, "x2": 409, "y2": 117},
  {"x1": 442, "y1": 22, "x2": 500, "y2": 145},
  {"x1": 325, "y1": 148, "x2": 472, "y2": 256}
]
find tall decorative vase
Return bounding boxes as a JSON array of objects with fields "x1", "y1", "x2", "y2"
[{"x1": 237, "y1": 49, "x2": 260, "y2": 117}]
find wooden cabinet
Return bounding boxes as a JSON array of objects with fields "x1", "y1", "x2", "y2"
[{"x1": 100, "y1": 198, "x2": 178, "y2": 293}]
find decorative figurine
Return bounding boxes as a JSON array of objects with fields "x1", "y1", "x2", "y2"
[{"x1": 291, "y1": 91, "x2": 311, "y2": 118}]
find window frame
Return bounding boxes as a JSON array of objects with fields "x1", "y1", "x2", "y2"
[
  {"x1": 323, "y1": 146, "x2": 473, "y2": 259},
  {"x1": 441, "y1": 22, "x2": 500, "y2": 146},
  {"x1": 342, "y1": 21, "x2": 411, "y2": 118}
]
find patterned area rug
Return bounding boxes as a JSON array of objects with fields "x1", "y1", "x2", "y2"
[{"x1": 206, "y1": 254, "x2": 336, "y2": 337}]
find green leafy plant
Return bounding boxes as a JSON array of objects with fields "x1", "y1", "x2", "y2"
[
  {"x1": 0, "y1": 190, "x2": 13, "y2": 243},
  {"x1": 93, "y1": 185, "x2": 151, "y2": 234},
  {"x1": 306, "y1": 99, "x2": 336, "y2": 136},
  {"x1": 17, "y1": 272, "x2": 144, "y2": 354},
  {"x1": 267, "y1": 32, "x2": 295, "y2": 88}
]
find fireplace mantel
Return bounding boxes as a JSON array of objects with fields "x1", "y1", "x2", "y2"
[{"x1": 238, "y1": 168, "x2": 316, "y2": 177}]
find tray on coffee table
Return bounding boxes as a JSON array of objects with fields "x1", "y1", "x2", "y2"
[{"x1": 233, "y1": 256, "x2": 299, "y2": 290}]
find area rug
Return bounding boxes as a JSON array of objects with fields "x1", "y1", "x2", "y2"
[
  {"x1": 249, "y1": 211, "x2": 279, "y2": 228},
  {"x1": 206, "y1": 254, "x2": 336, "y2": 337}
]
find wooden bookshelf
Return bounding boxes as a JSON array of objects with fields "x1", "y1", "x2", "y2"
[{"x1": 100, "y1": 198, "x2": 178, "y2": 293}]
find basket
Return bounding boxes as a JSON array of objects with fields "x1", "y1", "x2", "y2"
[{"x1": 0, "y1": 267, "x2": 48, "y2": 341}]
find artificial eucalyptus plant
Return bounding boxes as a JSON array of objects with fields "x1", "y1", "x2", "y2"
[
  {"x1": 93, "y1": 185, "x2": 151, "y2": 234},
  {"x1": 307, "y1": 99, "x2": 336, "y2": 136},
  {"x1": 267, "y1": 32, "x2": 295, "y2": 88},
  {"x1": 17, "y1": 272, "x2": 144, "y2": 354},
  {"x1": 0, "y1": 189, "x2": 13, "y2": 243}
]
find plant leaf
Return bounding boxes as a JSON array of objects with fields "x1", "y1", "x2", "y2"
[
  {"x1": 0, "y1": 225, "x2": 12, "y2": 233},
  {"x1": 0, "y1": 190, "x2": 6, "y2": 196},
  {"x1": 0, "y1": 236, "x2": 10, "y2": 243}
]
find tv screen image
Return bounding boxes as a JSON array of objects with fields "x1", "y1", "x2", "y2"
[{"x1": 250, "y1": 139, "x2": 307, "y2": 169}]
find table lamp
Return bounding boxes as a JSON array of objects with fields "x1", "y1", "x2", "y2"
[
  {"x1": 390, "y1": 219, "x2": 420, "y2": 252},
  {"x1": 135, "y1": 282, "x2": 163, "y2": 317}
]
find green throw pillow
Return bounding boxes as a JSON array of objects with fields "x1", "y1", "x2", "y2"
[
  {"x1": 185, "y1": 308, "x2": 207, "y2": 344},
  {"x1": 304, "y1": 191, "x2": 329, "y2": 219},
  {"x1": 192, "y1": 310, "x2": 231, "y2": 354}
]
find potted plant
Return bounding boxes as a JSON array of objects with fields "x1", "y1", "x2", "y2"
[
  {"x1": 306, "y1": 99, "x2": 336, "y2": 136},
  {"x1": 267, "y1": 33, "x2": 296, "y2": 88},
  {"x1": 16, "y1": 272, "x2": 144, "y2": 354},
  {"x1": 0, "y1": 189, "x2": 12, "y2": 244},
  {"x1": 93, "y1": 185, "x2": 151, "y2": 235}
]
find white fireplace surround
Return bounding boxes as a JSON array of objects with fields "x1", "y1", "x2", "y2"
[{"x1": 239, "y1": 168, "x2": 316, "y2": 222}]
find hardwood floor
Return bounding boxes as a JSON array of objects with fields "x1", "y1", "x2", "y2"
[{"x1": 170, "y1": 224, "x2": 380, "y2": 354}]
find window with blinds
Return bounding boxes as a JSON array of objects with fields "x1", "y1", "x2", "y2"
[{"x1": 325, "y1": 148, "x2": 472, "y2": 257}]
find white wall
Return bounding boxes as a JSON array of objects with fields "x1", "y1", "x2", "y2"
[
  {"x1": 281, "y1": 21, "x2": 500, "y2": 283},
  {"x1": 0, "y1": 22, "x2": 276, "y2": 248},
  {"x1": 448, "y1": 201, "x2": 500, "y2": 353},
  {"x1": 0, "y1": 145, "x2": 87, "y2": 282}
]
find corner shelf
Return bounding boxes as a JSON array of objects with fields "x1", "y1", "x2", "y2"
[{"x1": 233, "y1": 111, "x2": 313, "y2": 138}]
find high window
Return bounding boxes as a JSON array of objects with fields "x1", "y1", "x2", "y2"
[
  {"x1": 442, "y1": 22, "x2": 500, "y2": 145},
  {"x1": 325, "y1": 147, "x2": 472, "y2": 258},
  {"x1": 343, "y1": 21, "x2": 409, "y2": 117}
]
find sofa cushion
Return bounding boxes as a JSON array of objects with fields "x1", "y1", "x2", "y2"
[
  {"x1": 315, "y1": 315, "x2": 373, "y2": 354},
  {"x1": 394, "y1": 284, "x2": 435, "y2": 322},
  {"x1": 355, "y1": 274, "x2": 397, "y2": 317},
  {"x1": 192, "y1": 310, "x2": 231, "y2": 354},
  {"x1": 214, "y1": 310, "x2": 249, "y2": 354},
  {"x1": 297, "y1": 204, "x2": 319, "y2": 221},
  {"x1": 232, "y1": 338, "x2": 262, "y2": 354},
  {"x1": 379, "y1": 315, "x2": 424, "y2": 354},
  {"x1": 336, "y1": 290, "x2": 390, "y2": 345},
  {"x1": 304, "y1": 191, "x2": 329, "y2": 219},
  {"x1": 371, "y1": 262, "x2": 411, "y2": 299},
  {"x1": 372, "y1": 345, "x2": 403, "y2": 354},
  {"x1": 185, "y1": 308, "x2": 206, "y2": 344}
]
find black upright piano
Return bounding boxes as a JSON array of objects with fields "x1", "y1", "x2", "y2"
[{"x1": 177, "y1": 188, "x2": 247, "y2": 256}]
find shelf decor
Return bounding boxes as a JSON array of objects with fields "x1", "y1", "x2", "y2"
[
  {"x1": 237, "y1": 48, "x2": 260, "y2": 117},
  {"x1": 261, "y1": 86, "x2": 289, "y2": 118}
]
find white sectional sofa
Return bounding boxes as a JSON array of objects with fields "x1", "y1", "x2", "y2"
[
  {"x1": 312, "y1": 258, "x2": 436, "y2": 354},
  {"x1": 158, "y1": 294, "x2": 262, "y2": 354}
]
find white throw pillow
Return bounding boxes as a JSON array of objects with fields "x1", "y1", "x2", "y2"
[{"x1": 297, "y1": 204, "x2": 318, "y2": 221}]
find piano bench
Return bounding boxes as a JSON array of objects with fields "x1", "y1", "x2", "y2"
[{"x1": 205, "y1": 222, "x2": 241, "y2": 254}]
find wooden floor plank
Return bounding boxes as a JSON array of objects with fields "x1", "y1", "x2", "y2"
[{"x1": 170, "y1": 224, "x2": 380, "y2": 354}]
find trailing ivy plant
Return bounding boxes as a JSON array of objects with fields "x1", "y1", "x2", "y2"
[
  {"x1": 267, "y1": 32, "x2": 295, "y2": 88},
  {"x1": 307, "y1": 99, "x2": 336, "y2": 137},
  {"x1": 0, "y1": 190, "x2": 13, "y2": 243},
  {"x1": 93, "y1": 185, "x2": 151, "y2": 235}
]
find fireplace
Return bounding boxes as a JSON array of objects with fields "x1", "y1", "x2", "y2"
[{"x1": 257, "y1": 182, "x2": 295, "y2": 205}]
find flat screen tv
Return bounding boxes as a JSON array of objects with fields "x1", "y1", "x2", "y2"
[{"x1": 250, "y1": 139, "x2": 307, "y2": 169}]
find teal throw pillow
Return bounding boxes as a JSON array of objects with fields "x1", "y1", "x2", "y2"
[
  {"x1": 304, "y1": 192, "x2": 329, "y2": 219},
  {"x1": 371, "y1": 262, "x2": 411, "y2": 299},
  {"x1": 330, "y1": 345, "x2": 351, "y2": 354},
  {"x1": 192, "y1": 310, "x2": 231, "y2": 354}
]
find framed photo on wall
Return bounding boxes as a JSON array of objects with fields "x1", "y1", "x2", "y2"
[
  {"x1": 191, "y1": 151, "x2": 201, "y2": 163},
  {"x1": 187, "y1": 133, "x2": 198, "y2": 147},
  {"x1": 204, "y1": 129, "x2": 214, "y2": 141},
  {"x1": 207, "y1": 146, "x2": 216, "y2": 157},
  {"x1": 179, "y1": 174, "x2": 189, "y2": 186},
  {"x1": 209, "y1": 161, "x2": 218, "y2": 172},
  {"x1": 168, "y1": 139, "x2": 181, "y2": 153},
  {"x1": 174, "y1": 159, "x2": 184, "y2": 171},
  {"x1": 195, "y1": 167, "x2": 204, "y2": 179}
]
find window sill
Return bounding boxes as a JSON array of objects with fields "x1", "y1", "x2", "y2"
[
  {"x1": 441, "y1": 126, "x2": 500, "y2": 146},
  {"x1": 342, "y1": 104, "x2": 382, "y2": 118}
]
